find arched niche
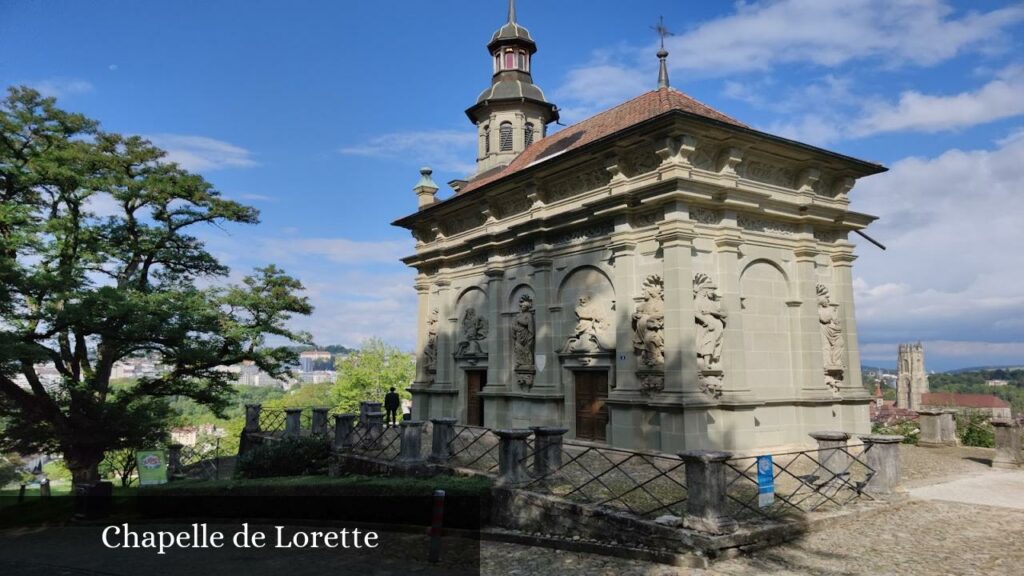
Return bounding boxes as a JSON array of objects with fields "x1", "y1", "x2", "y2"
[
  {"x1": 556, "y1": 265, "x2": 616, "y2": 351},
  {"x1": 739, "y1": 259, "x2": 794, "y2": 396}
]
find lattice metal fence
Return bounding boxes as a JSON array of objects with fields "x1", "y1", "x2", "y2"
[
  {"x1": 348, "y1": 423, "x2": 403, "y2": 462},
  {"x1": 177, "y1": 442, "x2": 222, "y2": 481},
  {"x1": 259, "y1": 409, "x2": 287, "y2": 434},
  {"x1": 447, "y1": 425, "x2": 500, "y2": 473},
  {"x1": 723, "y1": 444, "x2": 876, "y2": 520},
  {"x1": 522, "y1": 440, "x2": 688, "y2": 519}
]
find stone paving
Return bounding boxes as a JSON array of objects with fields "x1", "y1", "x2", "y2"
[{"x1": 481, "y1": 445, "x2": 1024, "y2": 576}]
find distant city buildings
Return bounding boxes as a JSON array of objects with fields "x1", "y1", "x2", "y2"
[
  {"x1": 986, "y1": 379, "x2": 1009, "y2": 387},
  {"x1": 299, "y1": 350, "x2": 334, "y2": 372}
]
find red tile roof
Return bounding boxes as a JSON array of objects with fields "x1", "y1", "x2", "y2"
[
  {"x1": 457, "y1": 87, "x2": 747, "y2": 195},
  {"x1": 921, "y1": 392, "x2": 1010, "y2": 409}
]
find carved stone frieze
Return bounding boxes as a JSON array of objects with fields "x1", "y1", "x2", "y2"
[
  {"x1": 630, "y1": 209, "x2": 663, "y2": 228},
  {"x1": 638, "y1": 371, "x2": 664, "y2": 395},
  {"x1": 619, "y1": 143, "x2": 661, "y2": 179},
  {"x1": 442, "y1": 209, "x2": 487, "y2": 236},
  {"x1": 690, "y1": 207, "x2": 723, "y2": 225},
  {"x1": 691, "y1": 146, "x2": 717, "y2": 171},
  {"x1": 496, "y1": 194, "x2": 532, "y2": 218},
  {"x1": 497, "y1": 242, "x2": 536, "y2": 258},
  {"x1": 449, "y1": 252, "x2": 490, "y2": 269},
  {"x1": 741, "y1": 159, "x2": 795, "y2": 188},
  {"x1": 550, "y1": 221, "x2": 615, "y2": 245},
  {"x1": 814, "y1": 229, "x2": 842, "y2": 243},
  {"x1": 545, "y1": 164, "x2": 612, "y2": 203},
  {"x1": 737, "y1": 213, "x2": 797, "y2": 237}
]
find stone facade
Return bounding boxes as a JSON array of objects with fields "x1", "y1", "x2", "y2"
[
  {"x1": 896, "y1": 342, "x2": 929, "y2": 411},
  {"x1": 392, "y1": 3, "x2": 883, "y2": 454}
]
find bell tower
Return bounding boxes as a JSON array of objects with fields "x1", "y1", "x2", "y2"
[{"x1": 466, "y1": 0, "x2": 559, "y2": 176}]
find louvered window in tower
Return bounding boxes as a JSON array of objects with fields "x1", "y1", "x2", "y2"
[
  {"x1": 524, "y1": 123, "x2": 535, "y2": 147},
  {"x1": 484, "y1": 126, "x2": 491, "y2": 154},
  {"x1": 499, "y1": 122, "x2": 513, "y2": 151}
]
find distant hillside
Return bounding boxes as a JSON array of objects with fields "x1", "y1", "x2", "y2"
[
  {"x1": 943, "y1": 365, "x2": 1024, "y2": 374},
  {"x1": 862, "y1": 365, "x2": 897, "y2": 376}
]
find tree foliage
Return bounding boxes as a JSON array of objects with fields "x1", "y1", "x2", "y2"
[
  {"x1": 332, "y1": 338, "x2": 413, "y2": 413},
  {"x1": 0, "y1": 87, "x2": 312, "y2": 485}
]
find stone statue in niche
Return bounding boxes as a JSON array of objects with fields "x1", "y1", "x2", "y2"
[
  {"x1": 455, "y1": 307, "x2": 488, "y2": 359},
  {"x1": 561, "y1": 294, "x2": 611, "y2": 354},
  {"x1": 512, "y1": 295, "x2": 537, "y2": 388},
  {"x1": 424, "y1": 308, "x2": 439, "y2": 374},
  {"x1": 632, "y1": 275, "x2": 665, "y2": 369},
  {"x1": 694, "y1": 273, "x2": 727, "y2": 371},
  {"x1": 694, "y1": 273, "x2": 726, "y2": 398},
  {"x1": 817, "y1": 284, "x2": 846, "y2": 395}
]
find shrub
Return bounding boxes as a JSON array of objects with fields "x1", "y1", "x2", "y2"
[
  {"x1": 872, "y1": 420, "x2": 919, "y2": 445},
  {"x1": 235, "y1": 437, "x2": 330, "y2": 479},
  {"x1": 955, "y1": 411, "x2": 995, "y2": 448}
]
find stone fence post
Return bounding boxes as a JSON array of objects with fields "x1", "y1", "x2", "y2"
[
  {"x1": 244, "y1": 404, "x2": 262, "y2": 432},
  {"x1": 39, "y1": 478, "x2": 51, "y2": 498},
  {"x1": 333, "y1": 414, "x2": 357, "y2": 451},
  {"x1": 531, "y1": 426, "x2": 569, "y2": 477},
  {"x1": 678, "y1": 451, "x2": 736, "y2": 534},
  {"x1": 398, "y1": 421, "x2": 426, "y2": 464},
  {"x1": 494, "y1": 429, "x2": 532, "y2": 486},
  {"x1": 859, "y1": 434, "x2": 904, "y2": 495},
  {"x1": 809, "y1": 431, "x2": 851, "y2": 480},
  {"x1": 940, "y1": 410, "x2": 959, "y2": 446},
  {"x1": 365, "y1": 411, "x2": 385, "y2": 447},
  {"x1": 311, "y1": 408, "x2": 329, "y2": 436},
  {"x1": 284, "y1": 408, "x2": 303, "y2": 438},
  {"x1": 360, "y1": 401, "x2": 383, "y2": 423},
  {"x1": 167, "y1": 444, "x2": 183, "y2": 480},
  {"x1": 429, "y1": 418, "x2": 457, "y2": 463},
  {"x1": 992, "y1": 419, "x2": 1022, "y2": 469},
  {"x1": 917, "y1": 409, "x2": 956, "y2": 447}
]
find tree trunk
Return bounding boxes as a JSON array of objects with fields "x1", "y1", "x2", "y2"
[{"x1": 64, "y1": 446, "x2": 104, "y2": 488}]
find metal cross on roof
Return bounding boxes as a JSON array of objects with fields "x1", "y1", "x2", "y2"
[{"x1": 652, "y1": 15, "x2": 674, "y2": 50}]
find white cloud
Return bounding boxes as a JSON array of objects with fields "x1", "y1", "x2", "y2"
[
  {"x1": 552, "y1": 1, "x2": 1024, "y2": 129},
  {"x1": 853, "y1": 66, "x2": 1024, "y2": 136},
  {"x1": 668, "y1": 0, "x2": 1024, "y2": 75},
  {"x1": 850, "y1": 129, "x2": 1024, "y2": 366},
  {"x1": 236, "y1": 193, "x2": 275, "y2": 202},
  {"x1": 147, "y1": 134, "x2": 258, "y2": 172},
  {"x1": 339, "y1": 130, "x2": 477, "y2": 175},
  {"x1": 26, "y1": 78, "x2": 94, "y2": 98}
]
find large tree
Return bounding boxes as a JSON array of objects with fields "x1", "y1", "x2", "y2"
[
  {"x1": 0, "y1": 87, "x2": 312, "y2": 485},
  {"x1": 332, "y1": 338, "x2": 414, "y2": 413}
]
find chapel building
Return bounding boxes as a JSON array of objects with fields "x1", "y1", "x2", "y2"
[{"x1": 393, "y1": 1, "x2": 886, "y2": 453}]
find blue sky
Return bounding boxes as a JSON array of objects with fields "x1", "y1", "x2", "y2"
[{"x1": 3, "y1": 0, "x2": 1023, "y2": 370}]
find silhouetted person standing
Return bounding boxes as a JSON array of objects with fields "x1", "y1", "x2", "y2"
[{"x1": 384, "y1": 387, "x2": 401, "y2": 427}]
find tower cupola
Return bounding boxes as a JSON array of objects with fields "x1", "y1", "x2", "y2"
[{"x1": 466, "y1": 0, "x2": 558, "y2": 176}]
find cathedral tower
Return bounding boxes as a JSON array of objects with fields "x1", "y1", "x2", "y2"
[
  {"x1": 466, "y1": 0, "x2": 559, "y2": 176},
  {"x1": 896, "y1": 342, "x2": 929, "y2": 410}
]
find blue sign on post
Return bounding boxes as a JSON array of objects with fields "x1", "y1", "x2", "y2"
[{"x1": 756, "y1": 455, "x2": 775, "y2": 507}]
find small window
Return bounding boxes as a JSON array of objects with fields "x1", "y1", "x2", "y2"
[
  {"x1": 484, "y1": 125, "x2": 491, "y2": 154},
  {"x1": 518, "y1": 51, "x2": 527, "y2": 71},
  {"x1": 524, "y1": 123, "x2": 535, "y2": 147},
  {"x1": 494, "y1": 54, "x2": 500, "y2": 73},
  {"x1": 504, "y1": 50, "x2": 515, "y2": 70},
  {"x1": 499, "y1": 122, "x2": 513, "y2": 151}
]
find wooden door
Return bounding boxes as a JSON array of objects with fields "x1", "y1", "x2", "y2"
[
  {"x1": 466, "y1": 370, "x2": 486, "y2": 426},
  {"x1": 574, "y1": 371, "x2": 609, "y2": 441}
]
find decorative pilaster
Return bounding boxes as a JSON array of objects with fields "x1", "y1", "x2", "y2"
[
  {"x1": 713, "y1": 227, "x2": 753, "y2": 402},
  {"x1": 656, "y1": 204, "x2": 705, "y2": 404},
  {"x1": 794, "y1": 243, "x2": 833, "y2": 399},
  {"x1": 831, "y1": 250, "x2": 866, "y2": 395},
  {"x1": 485, "y1": 267, "x2": 506, "y2": 391},
  {"x1": 414, "y1": 278, "x2": 433, "y2": 386},
  {"x1": 609, "y1": 235, "x2": 641, "y2": 394},
  {"x1": 529, "y1": 258, "x2": 555, "y2": 389},
  {"x1": 433, "y1": 280, "x2": 454, "y2": 390}
]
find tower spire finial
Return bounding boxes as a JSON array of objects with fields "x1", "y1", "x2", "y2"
[
  {"x1": 652, "y1": 16, "x2": 673, "y2": 89},
  {"x1": 508, "y1": 0, "x2": 517, "y2": 23}
]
